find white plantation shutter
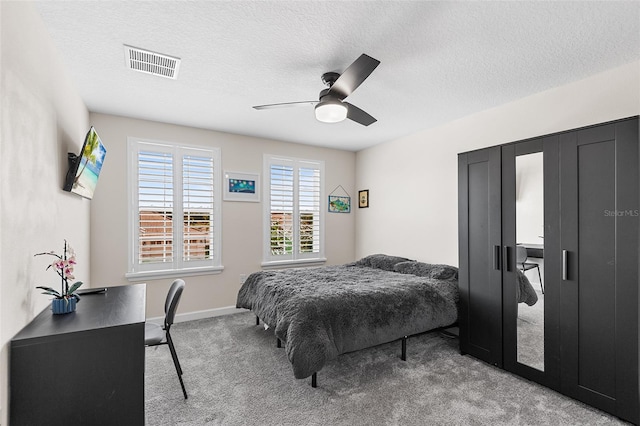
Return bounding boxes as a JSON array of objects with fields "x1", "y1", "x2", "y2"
[
  {"x1": 182, "y1": 154, "x2": 215, "y2": 262},
  {"x1": 264, "y1": 155, "x2": 324, "y2": 265},
  {"x1": 138, "y1": 149, "x2": 174, "y2": 264},
  {"x1": 128, "y1": 139, "x2": 222, "y2": 278},
  {"x1": 269, "y1": 164, "x2": 294, "y2": 257},
  {"x1": 298, "y1": 165, "x2": 321, "y2": 255}
]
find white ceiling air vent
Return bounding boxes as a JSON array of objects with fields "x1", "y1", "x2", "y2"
[{"x1": 124, "y1": 45, "x2": 181, "y2": 79}]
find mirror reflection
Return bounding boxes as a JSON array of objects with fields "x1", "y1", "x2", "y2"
[{"x1": 516, "y1": 152, "x2": 544, "y2": 371}]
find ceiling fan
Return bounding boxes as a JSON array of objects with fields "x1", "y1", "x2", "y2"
[{"x1": 253, "y1": 54, "x2": 380, "y2": 126}]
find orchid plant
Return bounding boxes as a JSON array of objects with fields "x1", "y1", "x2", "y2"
[{"x1": 35, "y1": 240, "x2": 83, "y2": 301}]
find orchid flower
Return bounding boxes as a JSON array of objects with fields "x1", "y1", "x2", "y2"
[{"x1": 35, "y1": 240, "x2": 83, "y2": 300}]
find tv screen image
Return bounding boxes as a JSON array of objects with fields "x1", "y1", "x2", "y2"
[{"x1": 63, "y1": 127, "x2": 106, "y2": 199}]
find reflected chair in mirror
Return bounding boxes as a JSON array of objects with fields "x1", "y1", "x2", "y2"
[
  {"x1": 145, "y1": 278, "x2": 188, "y2": 399},
  {"x1": 516, "y1": 245, "x2": 543, "y2": 294}
]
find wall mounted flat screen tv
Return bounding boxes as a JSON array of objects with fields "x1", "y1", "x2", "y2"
[{"x1": 63, "y1": 126, "x2": 107, "y2": 199}]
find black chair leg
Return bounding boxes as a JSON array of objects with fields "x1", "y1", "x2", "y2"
[
  {"x1": 166, "y1": 332, "x2": 183, "y2": 375},
  {"x1": 536, "y1": 266, "x2": 544, "y2": 294},
  {"x1": 401, "y1": 336, "x2": 407, "y2": 361},
  {"x1": 167, "y1": 332, "x2": 188, "y2": 399}
]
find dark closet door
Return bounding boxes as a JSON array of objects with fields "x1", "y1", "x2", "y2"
[
  {"x1": 559, "y1": 117, "x2": 639, "y2": 423},
  {"x1": 458, "y1": 146, "x2": 503, "y2": 367}
]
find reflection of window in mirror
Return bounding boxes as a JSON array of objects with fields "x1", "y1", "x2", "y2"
[{"x1": 516, "y1": 152, "x2": 544, "y2": 246}]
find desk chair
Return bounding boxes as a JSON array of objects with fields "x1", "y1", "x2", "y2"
[
  {"x1": 145, "y1": 279, "x2": 188, "y2": 399},
  {"x1": 516, "y1": 245, "x2": 543, "y2": 294}
]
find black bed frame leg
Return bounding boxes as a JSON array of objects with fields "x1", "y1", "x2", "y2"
[
  {"x1": 277, "y1": 338, "x2": 281, "y2": 348},
  {"x1": 401, "y1": 336, "x2": 407, "y2": 361},
  {"x1": 256, "y1": 316, "x2": 260, "y2": 326},
  {"x1": 311, "y1": 373, "x2": 317, "y2": 388}
]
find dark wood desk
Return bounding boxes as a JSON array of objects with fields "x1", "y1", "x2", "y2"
[
  {"x1": 10, "y1": 284, "x2": 146, "y2": 425},
  {"x1": 521, "y1": 243, "x2": 544, "y2": 259}
]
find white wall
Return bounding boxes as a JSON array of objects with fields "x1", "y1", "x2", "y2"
[
  {"x1": 0, "y1": 3, "x2": 90, "y2": 424},
  {"x1": 355, "y1": 60, "x2": 640, "y2": 264},
  {"x1": 89, "y1": 113, "x2": 356, "y2": 319}
]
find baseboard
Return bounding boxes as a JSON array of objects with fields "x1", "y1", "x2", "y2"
[{"x1": 147, "y1": 306, "x2": 248, "y2": 325}]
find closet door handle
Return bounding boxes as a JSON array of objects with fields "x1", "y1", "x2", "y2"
[
  {"x1": 562, "y1": 249, "x2": 568, "y2": 280},
  {"x1": 503, "y1": 246, "x2": 510, "y2": 272},
  {"x1": 493, "y1": 245, "x2": 501, "y2": 270}
]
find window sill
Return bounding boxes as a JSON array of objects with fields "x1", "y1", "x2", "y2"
[
  {"x1": 125, "y1": 266, "x2": 224, "y2": 281},
  {"x1": 261, "y1": 258, "x2": 327, "y2": 270}
]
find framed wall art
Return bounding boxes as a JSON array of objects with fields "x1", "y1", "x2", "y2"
[
  {"x1": 328, "y1": 185, "x2": 351, "y2": 213},
  {"x1": 358, "y1": 189, "x2": 369, "y2": 208},
  {"x1": 328, "y1": 195, "x2": 350, "y2": 213},
  {"x1": 223, "y1": 171, "x2": 260, "y2": 202}
]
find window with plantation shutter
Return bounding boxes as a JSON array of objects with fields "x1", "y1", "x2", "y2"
[
  {"x1": 127, "y1": 139, "x2": 222, "y2": 279},
  {"x1": 263, "y1": 155, "x2": 325, "y2": 266}
]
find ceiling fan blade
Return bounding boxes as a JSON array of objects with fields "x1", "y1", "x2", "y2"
[
  {"x1": 345, "y1": 102, "x2": 376, "y2": 126},
  {"x1": 328, "y1": 54, "x2": 380, "y2": 100},
  {"x1": 253, "y1": 101, "x2": 317, "y2": 110}
]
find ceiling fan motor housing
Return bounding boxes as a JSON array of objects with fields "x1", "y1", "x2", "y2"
[{"x1": 318, "y1": 88, "x2": 333, "y2": 101}]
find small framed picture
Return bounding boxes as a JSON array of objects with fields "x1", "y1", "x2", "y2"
[
  {"x1": 358, "y1": 190, "x2": 369, "y2": 208},
  {"x1": 223, "y1": 171, "x2": 260, "y2": 202},
  {"x1": 328, "y1": 195, "x2": 350, "y2": 213}
]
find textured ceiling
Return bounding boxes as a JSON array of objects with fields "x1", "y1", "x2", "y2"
[{"x1": 33, "y1": 1, "x2": 640, "y2": 151}]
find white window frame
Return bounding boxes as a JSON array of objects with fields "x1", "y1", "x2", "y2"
[
  {"x1": 262, "y1": 154, "x2": 326, "y2": 268},
  {"x1": 126, "y1": 138, "x2": 223, "y2": 280}
]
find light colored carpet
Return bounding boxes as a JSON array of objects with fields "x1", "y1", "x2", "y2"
[
  {"x1": 517, "y1": 288, "x2": 544, "y2": 371},
  {"x1": 145, "y1": 311, "x2": 627, "y2": 425}
]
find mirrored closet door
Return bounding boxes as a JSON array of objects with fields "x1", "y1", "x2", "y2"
[{"x1": 501, "y1": 137, "x2": 560, "y2": 390}]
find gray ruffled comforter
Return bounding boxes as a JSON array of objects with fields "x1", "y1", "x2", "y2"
[
  {"x1": 236, "y1": 264, "x2": 459, "y2": 379},
  {"x1": 516, "y1": 270, "x2": 538, "y2": 306}
]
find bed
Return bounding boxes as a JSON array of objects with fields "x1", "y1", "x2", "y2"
[
  {"x1": 236, "y1": 254, "x2": 459, "y2": 386},
  {"x1": 516, "y1": 270, "x2": 538, "y2": 306}
]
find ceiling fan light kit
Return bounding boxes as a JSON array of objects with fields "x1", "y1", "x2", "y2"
[
  {"x1": 253, "y1": 53, "x2": 380, "y2": 126},
  {"x1": 315, "y1": 98, "x2": 348, "y2": 123}
]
